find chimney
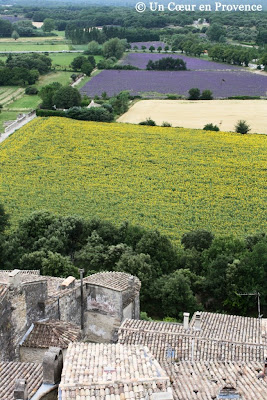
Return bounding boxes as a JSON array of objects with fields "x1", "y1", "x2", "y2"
[
  {"x1": 43, "y1": 347, "x2": 63, "y2": 384},
  {"x1": 14, "y1": 379, "x2": 28, "y2": 400},
  {"x1": 194, "y1": 311, "x2": 201, "y2": 331},
  {"x1": 183, "y1": 312, "x2": 190, "y2": 330},
  {"x1": 60, "y1": 276, "x2": 75, "y2": 290},
  {"x1": 9, "y1": 269, "x2": 21, "y2": 288}
]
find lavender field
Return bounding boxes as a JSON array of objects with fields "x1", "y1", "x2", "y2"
[
  {"x1": 121, "y1": 52, "x2": 243, "y2": 71},
  {"x1": 130, "y1": 41, "x2": 165, "y2": 50},
  {"x1": 81, "y1": 70, "x2": 267, "y2": 98}
]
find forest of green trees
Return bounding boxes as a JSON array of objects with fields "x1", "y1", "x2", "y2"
[{"x1": 0, "y1": 205, "x2": 266, "y2": 321}]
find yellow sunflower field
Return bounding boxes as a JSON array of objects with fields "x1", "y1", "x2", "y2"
[{"x1": 0, "y1": 117, "x2": 266, "y2": 243}]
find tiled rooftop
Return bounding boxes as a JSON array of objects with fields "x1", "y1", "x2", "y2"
[
  {"x1": 0, "y1": 270, "x2": 40, "y2": 275},
  {"x1": 84, "y1": 271, "x2": 141, "y2": 292},
  {"x1": 21, "y1": 320, "x2": 80, "y2": 349},
  {"x1": 0, "y1": 361, "x2": 43, "y2": 400},
  {"x1": 118, "y1": 314, "x2": 266, "y2": 362},
  {"x1": 191, "y1": 312, "x2": 263, "y2": 344},
  {"x1": 162, "y1": 360, "x2": 267, "y2": 400},
  {"x1": 59, "y1": 343, "x2": 172, "y2": 400}
]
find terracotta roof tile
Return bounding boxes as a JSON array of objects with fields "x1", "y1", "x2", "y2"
[
  {"x1": 118, "y1": 315, "x2": 266, "y2": 362},
  {"x1": 162, "y1": 360, "x2": 267, "y2": 400},
  {"x1": 21, "y1": 320, "x2": 80, "y2": 349},
  {"x1": 190, "y1": 312, "x2": 263, "y2": 344},
  {"x1": 0, "y1": 361, "x2": 43, "y2": 400},
  {"x1": 84, "y1": 272, "x2": 141, "y2": 292},
  {"x1": 60, "y1": 343, "x2": 173, "y2": 400}
]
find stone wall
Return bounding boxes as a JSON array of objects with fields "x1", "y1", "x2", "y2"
[
  {"x1": 45, "y1": 287, "x2": 81, "y2": 328},
  {"x1": 84, "y1": 285, "x2": 122, "y2": 343},
  {"x1": 0, "y1": 293, "x2": 15, "y2": 361},
  {"x1": 20, "y1": 347, "x2": 67, "y2": 364}
]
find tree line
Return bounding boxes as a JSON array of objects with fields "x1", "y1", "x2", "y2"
[
  {"x1": 0, "y1": 206, "x2": 266, "y2": 320},
  {"x1": 0, "y1": 53, "x2": 52, "y2": 86}
]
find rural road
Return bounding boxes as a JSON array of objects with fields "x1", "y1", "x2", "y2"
[{"x1": 0, "y1": 112, "x2": 36, "y2": 143}]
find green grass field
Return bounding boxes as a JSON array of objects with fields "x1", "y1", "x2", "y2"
[
  {"x1": 1, "y1": 117, "x2": 266, "y2": 242},
  {"x1": 36, "y1": 71, "x2": 74, "y2": 88},
  {"x1": 7, "y1": 95, "x2": 41, "y2": 110},
  {"x1": 0, "y1": 42, "x2": 70, "y2": 52},
  {"x1": 50, "y1": 53, "x2": 103, "y2": 68},
  {"x1": 0, "y1": 111, "x2": 19, "y2": 131}
]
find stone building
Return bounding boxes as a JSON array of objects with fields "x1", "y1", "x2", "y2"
[
  {"x1": 83, "y1": 271, "x2": 140, "y2": 343},
  {"x1": 0, "y1": 269, "x2": 140, "y2": 361}
]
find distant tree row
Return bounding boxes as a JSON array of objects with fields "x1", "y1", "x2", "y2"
[
  {"x1": 0, "y1": 206, "x2": 266, "y2": 320},
  {"x1": 0, "y1": 18, "x2": 57, "y2": 38}
]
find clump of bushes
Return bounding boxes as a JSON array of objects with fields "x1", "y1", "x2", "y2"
[
  {"x1": 188, "y1": 88, "x2": 213, "y2": 100},
  {"x1": 146, "y1": 57, "x2": 187, "y2": 71},
  {"x1": 25, "y1": 86, "x2": 38, "y2": 95},
  {"x1": 36, "y1": 106, "x2": 114, "y2": 122},
  {"x1": 203, "y1": 123, "x2": 220, "y2": 131},
  {"x1": 162, "y1": 121, "x2": 172, "y2": 127},
  {"x1": 139, "y1": 118, "x2": 156, "y2": 126}
]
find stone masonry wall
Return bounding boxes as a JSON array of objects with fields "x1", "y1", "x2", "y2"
[
  {"x1": 0, "y1": 293, "x2": 16, "y2": 361},
  {"x1": 84, "y1": 285, "x2": 122, "y2": 343}
]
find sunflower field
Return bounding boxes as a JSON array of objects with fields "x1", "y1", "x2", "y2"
[{"x1": 0, "y1": 117, "x2": 266, "y2": 243}]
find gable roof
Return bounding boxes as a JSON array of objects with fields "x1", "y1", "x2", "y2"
[{"x1": 21, "y1": 320, "x2": 80, "y2": 349}]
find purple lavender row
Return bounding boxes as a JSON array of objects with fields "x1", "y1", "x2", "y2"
[
  {"x1": 81, "y1": 69, "x2": 267, "y2": 98},
  {"x1": 121, "y1": 52, "x2": 244, "y2": 71}
]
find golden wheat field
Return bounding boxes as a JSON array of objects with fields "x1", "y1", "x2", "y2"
[
  {"x1": 0, "y1": 117, "x2": 266, "y2": 243},
  {"x1": 118, "y1": 100, "x2": 267, "y2": 134}
]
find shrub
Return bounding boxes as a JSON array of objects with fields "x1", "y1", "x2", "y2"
[
  {"x1": 188, "y1": 88, "x2": 201, "y2": 100},
  {"x1": 36, "y1": 109, "x2": 65, "y2": 117},
  {"x1": 201, "y1": 89, "x2": 213, "y2": 100},
  {"x1": 25, "y1": 86, "x2": 38, "y2": 95},
  {"x1": 166, "y1": 94, "x2": 182, "y2": 100},
  {"x1": 235, "y1": 120, "x2": 251, "y2": 134},
  {"x1": 139, "y1": 118, "x2": 156, "y2": 126},
  {"x1": 203, "y1": 123, "x2": 220, "y2": 131},
  {"x1": 162, "y1": 121, "x2": 172, "y2": 127}
]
